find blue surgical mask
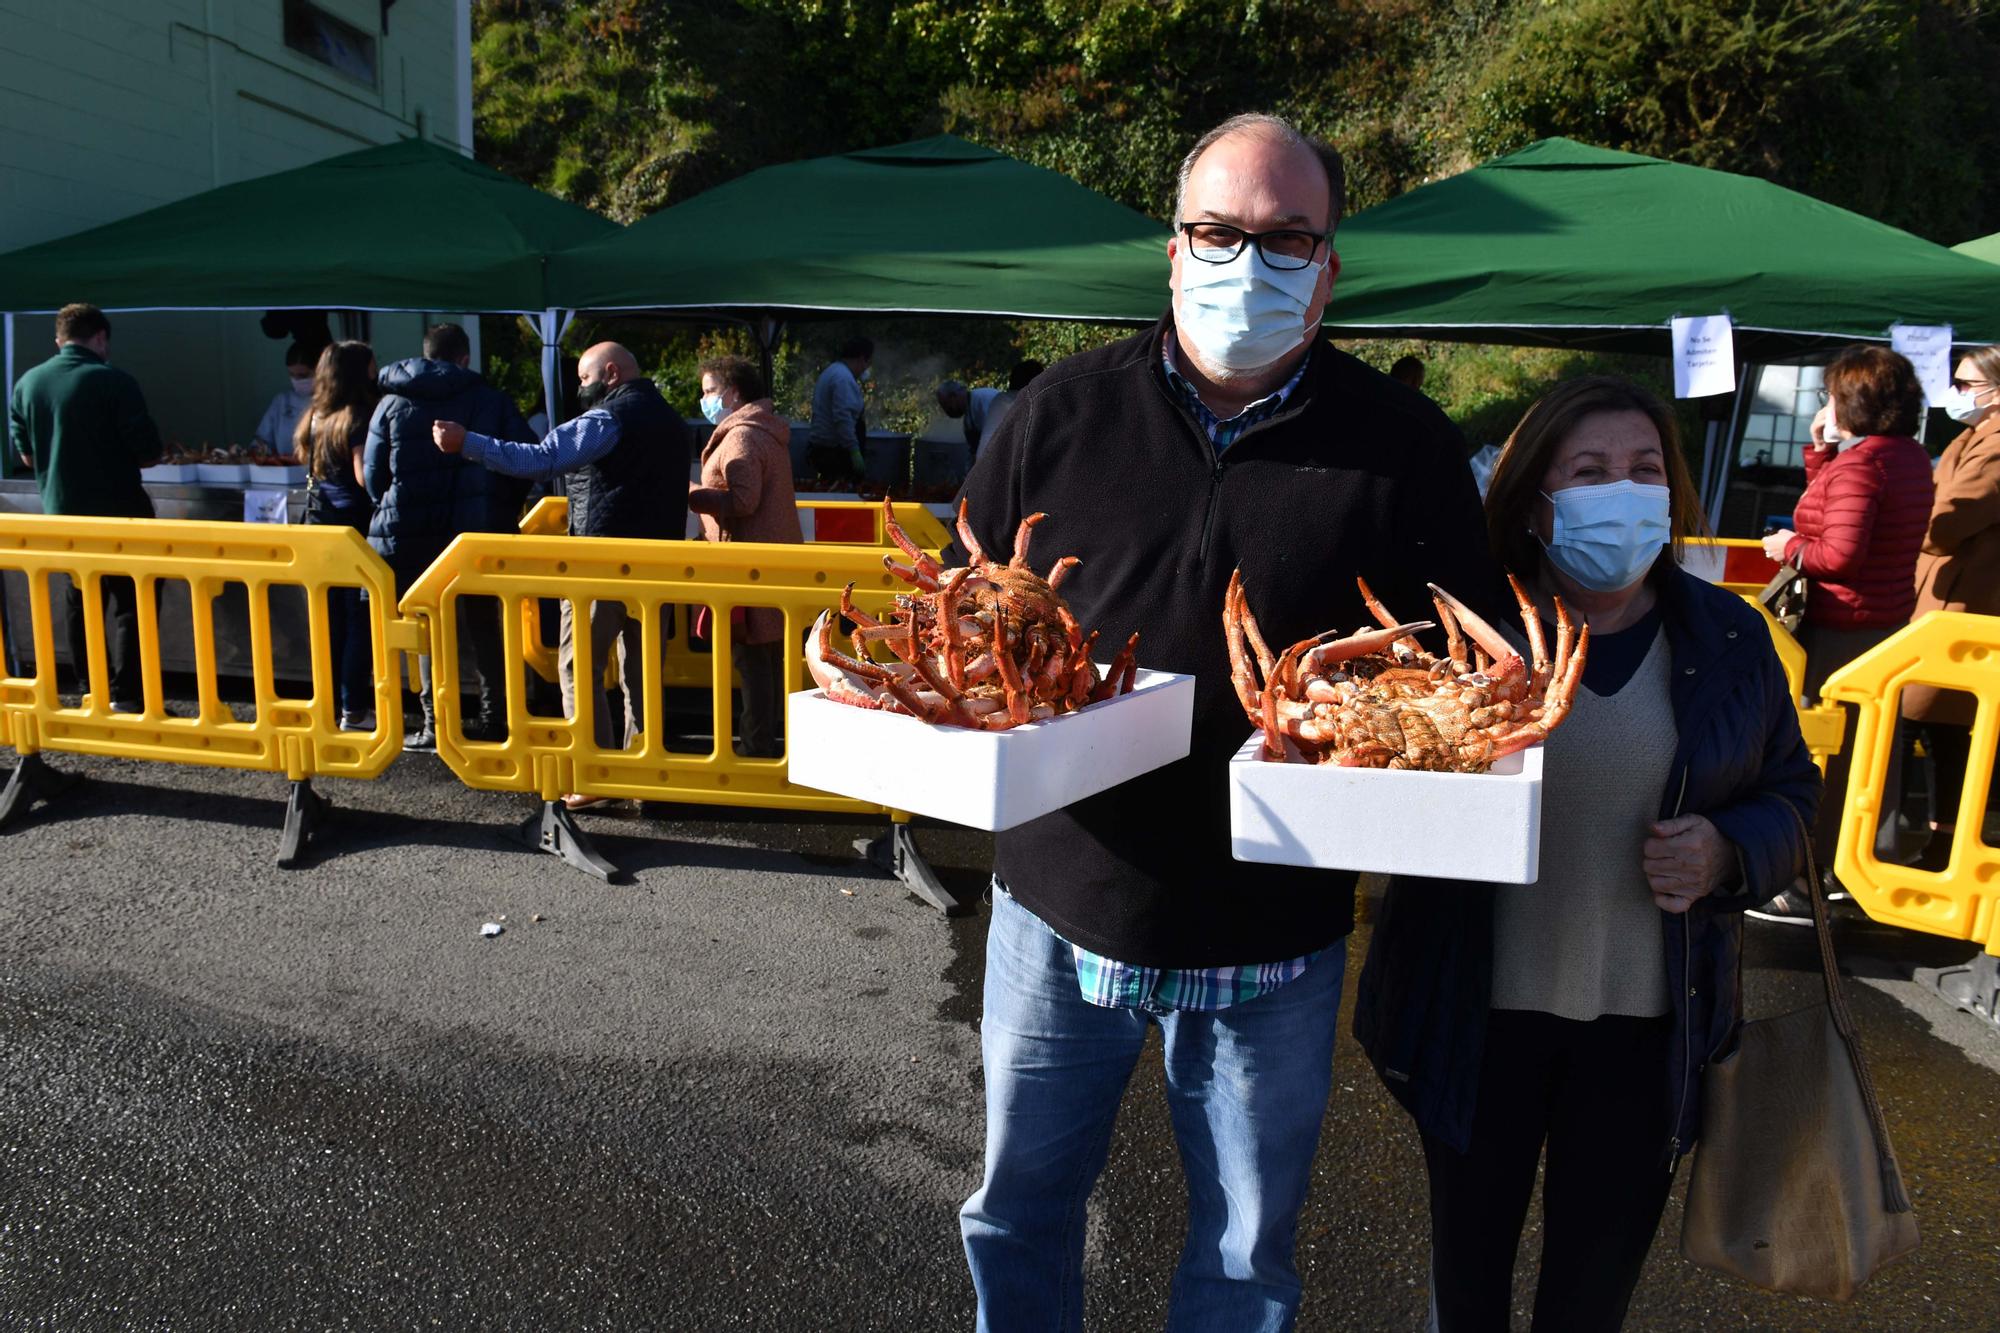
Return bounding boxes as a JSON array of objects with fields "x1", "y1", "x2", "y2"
[
  {"x1": 700, "y1": 394, "x2": 727, "y2": 425},
  {"x1": 1539, "y1": 481, "x2": 1672, "y2": 592},
  {"x1": 1175, "y1": 246, "x2": 1324, "y2": 373},
  {"x1": 1940, "y1": 384, "x2": 1986, "y2": 424}
]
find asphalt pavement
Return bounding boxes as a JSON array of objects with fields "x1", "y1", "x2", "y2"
[{"x1": 0, "y1": 746, "x2": 1996, "y2": 1331}]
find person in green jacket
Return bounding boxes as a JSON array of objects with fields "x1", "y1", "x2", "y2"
[{"x1": 8, "y1": 303, "x2": 163, "y2": 710}]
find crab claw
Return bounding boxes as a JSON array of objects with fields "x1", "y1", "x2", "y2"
[
  {"x1": 1304, "y1": 621, "x2": 1435, "y2": 670},
  {"x1": 1426, "y1": 584, "x2": 1520, "y2": 668}
]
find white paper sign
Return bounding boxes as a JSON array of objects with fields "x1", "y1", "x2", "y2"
[
  {"x1": 1671, "y1": 315, "x2": 1736, "y2": 398},
  {"x1": 243, "y1": 489, "x2": 289, "y2": 524},
  {"x1": 1891, "y1": 324, "x2": 1954, "y2": 405}
]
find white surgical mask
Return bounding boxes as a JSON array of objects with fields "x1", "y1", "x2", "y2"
[
  {"x1": 1539, "y1": 480, "x2": 1672, "y2": 592},
  {"x1": 290, "y1": 375, "x2": 314, "y2": 396},
  {"x1": 700, "y1": 393, "x2": 727, "y2": 425},
  {"x1": 1940, "y1": 384, "x2": 1986, "y2": 424},
  {"x1": 1175, "y1": 245, "x2": 1323, "y2": 373}
]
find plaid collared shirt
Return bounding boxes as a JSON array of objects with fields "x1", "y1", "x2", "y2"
[
  {"x1": 1161, "y1": 333, "x2": 1311, "y2": 451},
  {"x1": 996, "y1": 879, "x2": 1321, "y2": 1013}
]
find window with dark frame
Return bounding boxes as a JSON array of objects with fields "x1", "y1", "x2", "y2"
[{"x1": 282, "y1": 0, "x2": 378, "y2": 86}]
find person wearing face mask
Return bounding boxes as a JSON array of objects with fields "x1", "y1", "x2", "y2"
[
  {"x1": 1902, "y1": 343, "x2": 2000, "y2": 872},
  {"x1": 1755, "y1": 347, "x2": 1933, "y2": 918},
  {"x1": 434, "y1": 341, "x2": 690, "y2": 806},
  {"x1": 1355, "y1": 377, "x2": 1818, "y2": 1332},
  {"x1": 251, "y1": 343, "x2": 316, "y2": 461},
  {"x1": 952, "y1": 113, "x2": 1506, "y2": 1331},
  {"x1": 806, "y1": 336, "x2": 872, "y2": 484},
  {"x1": 688, "y1": 354, "x2": 801, "y2": 759}
]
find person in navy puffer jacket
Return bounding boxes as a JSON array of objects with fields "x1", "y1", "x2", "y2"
[
  {"x1": 364, "y1": 323, "x2": 534, "y2": 749},
  {"x1": 1759, "y1": 346, "x2": 1934, "y2": 913}
]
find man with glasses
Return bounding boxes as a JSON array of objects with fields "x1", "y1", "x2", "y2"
[{"x1": 952, "y1": 113, "x2": 1504, "y2": 1329}]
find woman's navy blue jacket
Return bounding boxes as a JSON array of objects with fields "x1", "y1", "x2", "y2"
[{"x1": 1352, "y1": 565, "x2": 1821, "y2": 1160}]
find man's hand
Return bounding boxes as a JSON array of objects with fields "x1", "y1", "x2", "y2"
[
  {"x1": 433, "y1": 421, "x2": 466, "y2": 454},
  {"x1": 1643, "y1": 814, "x2": 1733, "y2": 913},
  {"x1": 1761, "y1": 528, "x2": 1795, "y2": 563}
]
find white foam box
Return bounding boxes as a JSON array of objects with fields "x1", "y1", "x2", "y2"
[
  {"x1": 1228, "y1": 734, "x2": 1544, "y2": 882},
  {"x1": 787, "y1": 667, "x2": 1195, "y2": 831},
  {"x1": 248, "y1": 463, "x2": 308, "y2": 485},
  {"x1": 195, "y1": 462, "x2": 251, "y2": 484},
  {"x1": 140, "y1": 463, "x2": 200, "y2": 483}
]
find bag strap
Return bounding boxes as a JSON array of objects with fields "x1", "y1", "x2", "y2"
[{"x1": 1783, "y1": 801, "x2": 1913, "y2": 1213}]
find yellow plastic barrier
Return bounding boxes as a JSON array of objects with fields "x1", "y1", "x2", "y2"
[
  {"x1": 0, "y1": 516, "x2": 410, "y2": 778},
  {"x1": 402, "y1": 533, "x2": 919, "y2": 814},
  {"x1": 0, "y1": 516, "x2": 418, "y2": 862},
  {"x1": 1820, "y1": 612, "x2": 2000, "y2": 955}
]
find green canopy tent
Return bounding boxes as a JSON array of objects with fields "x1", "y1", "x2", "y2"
[
  {"x1": 1322, "y1": 138, "x2": 2000, "y2": 518},
  {"x1": 548, "y1": 135, "x2": 1168, "y2": 324},
  {"x1": 1325, "y1": 139, "x2": 2000, "y2": 356},
  {"x1": 0, "y1": 137, "x2": 617, "y2": 424}
]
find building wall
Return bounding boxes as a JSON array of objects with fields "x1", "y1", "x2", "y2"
[{"x1": 0, "y1": 0, "x2": 480, "y2": 459}]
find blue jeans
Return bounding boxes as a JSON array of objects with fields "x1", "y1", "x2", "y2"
[
  {"x1": 325, "y1": 585, "x2": 373, "y2": 717},
  {"x1": 960, "y1": 887, "x2": 1347, "y2": 1332}
]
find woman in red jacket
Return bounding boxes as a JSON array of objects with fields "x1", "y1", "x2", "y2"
[{"x1": 1758, "y1": 346, "x2": 1934, "y2": 918}]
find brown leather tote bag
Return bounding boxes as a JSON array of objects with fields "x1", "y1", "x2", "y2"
[{"x1": 1680, "y1": 811, "x2": 1918, "y2": 1300}]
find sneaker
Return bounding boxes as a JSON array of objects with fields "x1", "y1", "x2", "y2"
[
  {"x1": 562, "y1": 793, "x2": 615, "y2": 811},
  {"x1": 339, "y1": 709, "x2": 376, "y2": 732},
  {"x1": 401, "y1": 724, "x2": 436, "y2": 753},
  {"x1": 1746, "y1": 890, "x2": 1815, "y2": 926},
  {"x1": 462, "y1": 714, "x2": 506, "y2": 744}
]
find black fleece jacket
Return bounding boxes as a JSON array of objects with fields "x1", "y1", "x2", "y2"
[{"x1": 945, "y1": 315, "x2": 1506, "y2": 967}]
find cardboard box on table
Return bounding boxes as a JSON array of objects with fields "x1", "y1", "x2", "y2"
[
  {"x1": 1228, "y1": 734, "x2": 1544, "y2": 883},
  {"x1": 788, "y1": 668, "x2": 1195, "y2": 831}
]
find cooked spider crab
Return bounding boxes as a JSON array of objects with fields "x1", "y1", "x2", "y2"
[
  {"x1": 1224, "y1": 571, "x2": 1587, "y2": 771},
  {"x1": 806, "y1": 497, "x2": 1139, "y2": 729}
]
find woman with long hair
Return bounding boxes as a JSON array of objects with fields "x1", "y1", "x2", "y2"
[
  {"x1": 1356, "y1": 376, "x2": 1818, "y2": 1331},
  {"x1": 292, "y1": 340, "x2": 379, "y2": 731}
]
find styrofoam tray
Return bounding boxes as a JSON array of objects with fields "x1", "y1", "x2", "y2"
[
  {"x1": 195, "y1": 462, "x2": 251, "y2": 484},
  {"x1": 787, "y1": 667, "x2": 1194, "y2": 831},
  {"x1": 141, "y1": 463, "x2": 201, "y2": 482},
  {"x1": 1228, "y1": 734, "x2": 1544, "y2": 882},
  {"x1": 248, "y1": 463, "x2": 308, "y2": 485}
]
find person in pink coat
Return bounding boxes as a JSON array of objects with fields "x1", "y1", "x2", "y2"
[{"x1": 689, "y1": 355, "x2": 804, "y2": 758}]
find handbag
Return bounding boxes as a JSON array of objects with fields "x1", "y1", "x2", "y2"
[
  {"x1": 1758, "y1": 561, "x2": 1807, "y2": 633},
  {"x1": 1680, "y1": 808, "x2": 1918, "y2": 1300}
]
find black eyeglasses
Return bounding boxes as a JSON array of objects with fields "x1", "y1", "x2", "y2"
[
  {"x1": 1950, "y1": 377, "x2": 1993, "y2": 392},
  {"x1": 1179, "y1": 222, "x2": 1328, "y2": 270}
]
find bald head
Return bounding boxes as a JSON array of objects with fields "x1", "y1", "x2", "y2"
[{"x1": 576, "y1": 341, "x2": 641, "y2": 411}]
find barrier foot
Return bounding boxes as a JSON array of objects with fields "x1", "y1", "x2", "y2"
[
  {"x1": 522, "y1": 801, "x2": 626, "y2": 884},
  {"x1": 276, "y1": 779, "x2": 330, "y2": 868},
  {"x1": 0, "y1": 754, "x2": 81, "y2": 831},
  {"x1": 857, "y1": 823, "x2": 966, "y2": 917},
  {"x1": 1919, "y1": 952, "x2": 2000, "y2": 1033}
]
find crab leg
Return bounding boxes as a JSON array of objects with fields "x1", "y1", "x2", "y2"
[
  {"x1": 1047, "y1": 556, "x2": 1080, "y2": 591},
  {"x1": 953, "y1": 497, "x2": 988, "y2": 566},
  {"x1": 935, "y1": 568, "x2": 971, "y2": 689},
  {"x1": 1505, "y1": 573, "x2": 1552, "y2": 692},
  {"x1": 1355, "y1": 577, "x2": 1424, "y2": 653},
  {"x1": 1010, "y1": 512, "x2": 1047, "y2": 569},
  {"x1": 991, "y1": 605, "x2": 1031, "y2": 725},
  {"x1": 880, "y1": 495, "x2": 943, "y2": 585},
  {"x1": 1224, "y1": 571, "x2": 1268, "y2": 724}
]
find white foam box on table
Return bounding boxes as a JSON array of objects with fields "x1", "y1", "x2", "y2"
[
  {"x1": 195, "y1": 462, "x2": 251, "y2": 484},
  {"x1": 1228, "y1": 734, "x2": 1544, "y2": 882},
  {"x1": 140, "y1": 463, "x2": 200, "y2": 482},
  {"x1": 787, "y1": 667, "x2": 1194, "y2": 831},
  {"x1": 248, "y1": 463, "x2": 308, "y2": 485}
]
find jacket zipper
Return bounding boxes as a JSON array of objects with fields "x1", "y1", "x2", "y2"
[
  {"x1": 1196, "y1": 458, "x2": 1226, "y2": 565},
  {"x1": 1667, "y1": 763, "x2": 1693, "y2": 1173}
]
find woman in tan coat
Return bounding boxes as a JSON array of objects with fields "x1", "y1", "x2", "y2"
[
  {"x1": 1905, "y1": 342, "x2": 2000, "y2": 870},
  {"x1": 689, "y1": 355, "x2": 804, "y2": 758}
]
